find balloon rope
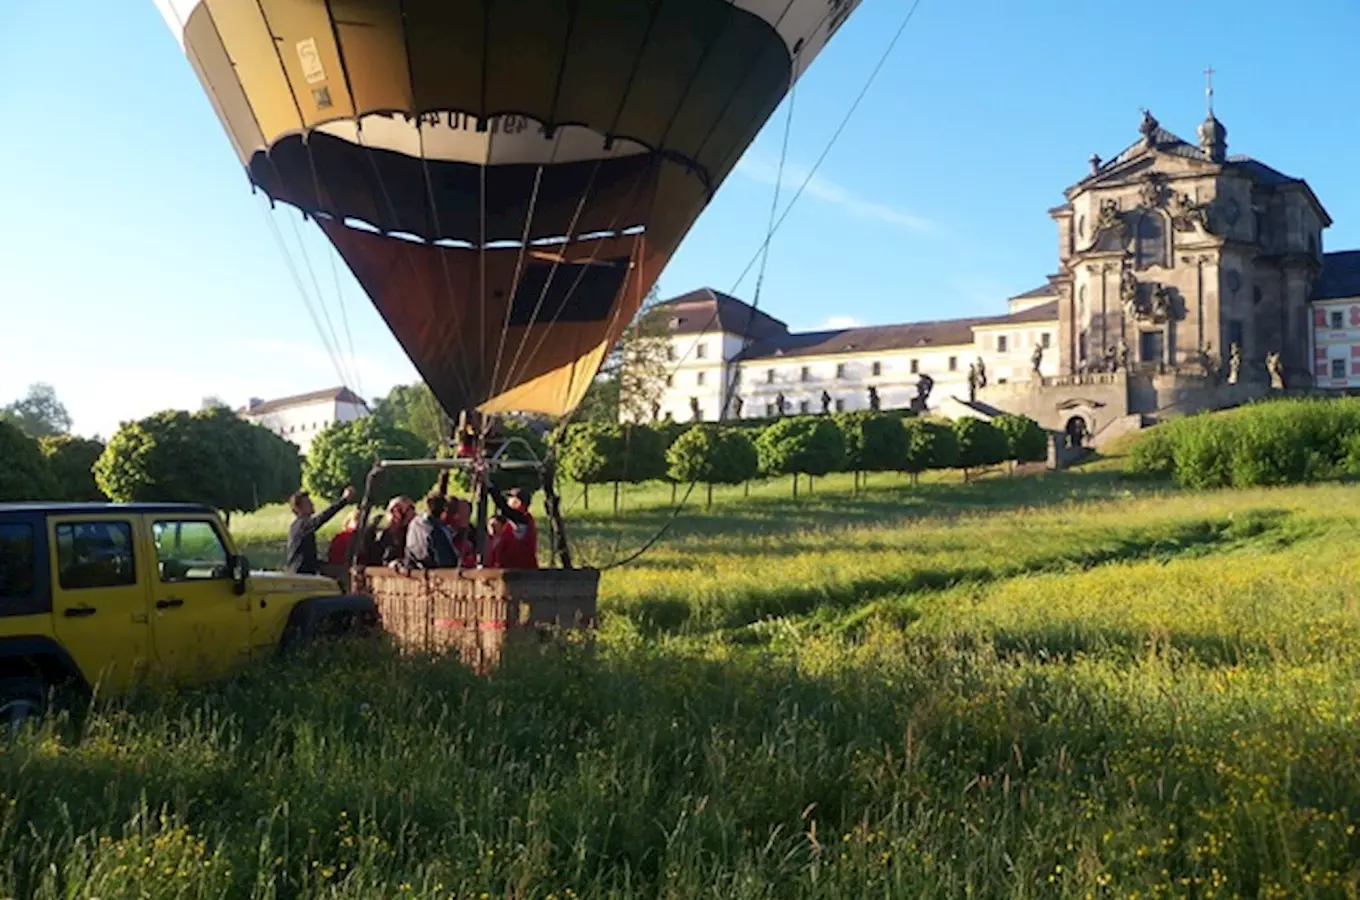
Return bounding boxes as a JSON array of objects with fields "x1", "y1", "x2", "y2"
[
  {"x1": 284, "y1": 210, "x2": 359, "y2": 391},
  {"x1": 596, "y1": 0, "x2": 927, "y2": 572}
]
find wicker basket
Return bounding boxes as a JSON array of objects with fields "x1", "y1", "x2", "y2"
[{"x1": 358, "y1": 567, "x2": 599, "y2": 672}]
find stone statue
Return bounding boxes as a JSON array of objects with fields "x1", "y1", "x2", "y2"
[
  {"x1": 650, "y1": 400, "x2": 661, "y2": 422},
  {"x1": 732, "y1": 394, "x2": 744, "y2": 418},
  {"x1": 967, "y1": 362, "x2": 980, "y2": 403},
  {"x1": 775, "y1": 392, "x2": 786, "y2": 416},
  {"x1": 1095, "y1": 198, "x2": 1122, "y2": 235},
  {"x1": 1139, "y1": 174, "x2": 1166, "y2": 210},
  {"x1": 689, "y1": 396, "x2": 701, "y2": 421},
  {"x1": 916, "y1": 373, "x2": 934, "y2": 403},
  {"x1": 1139, "y1": 108, "x2": 1160, "y2": 146},
  {"x1": 1201, "y1": 342, "x2": 1222, "y2": 381},
  {"x1": 976, "y1": 358, "x2": 988, "y2": 388},
  {"x1": 1120, "y1": 267, "x2": 1141, "y2": 319},
  {"x1": 867, "y1": 385, "x2": 880, "y2": 412},
  {"x1": 820, "y1": 390, "x2": 832, "y2": 415},
  {"x1": 1117, "y1": 338, "x2": 1130, "y2": 371},
  {"x1": 1169, "y1": 192, "x2": 1210, "y2": 232},
  {"x1": 1267, "y1": 351, "x2": 1285, "y2": 389},
  {"x1": 1031, "y1": 343, "x2": 1044, "y2": 376},
  {"x1": 1151, "y1": 285, "x2": 1175, "y2": 323},
  {"x1": 1227, "y1": 342, "x2": 1241, "y2": 385}
]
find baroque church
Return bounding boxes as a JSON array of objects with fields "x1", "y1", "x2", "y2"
[{"x1": 638, "y1": 100, "x2": 1360, "y2": 445}]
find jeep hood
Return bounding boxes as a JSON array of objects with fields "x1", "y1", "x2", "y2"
[{"x1": 249, "y1": 570, "x2": 341, "y2": 593}]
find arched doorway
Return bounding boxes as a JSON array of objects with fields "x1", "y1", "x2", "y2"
[{"x1": 1065, "y1": 416, "x2": 1089, "y2": 449}]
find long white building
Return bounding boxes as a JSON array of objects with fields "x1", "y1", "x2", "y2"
[
  {"x1": 238, "y1": 386, "x2": 370, "y2": 455},
  {"x1": 636, "y1": 287, "x2": 1061, "y2": 423}
]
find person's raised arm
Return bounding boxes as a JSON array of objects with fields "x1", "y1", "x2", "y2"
[
  {"x1": 309, "y1": 486, "x2": 356, "y2": 530},
  {"x1": 486, "y1": 482, "x2": 528, "y2": 525}
]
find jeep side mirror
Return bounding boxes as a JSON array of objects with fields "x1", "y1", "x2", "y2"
[{"x1": 232, "y1": 555, "x2": 250, "y2": 596}]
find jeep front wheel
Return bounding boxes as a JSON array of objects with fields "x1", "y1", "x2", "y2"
[{"x1": 0, "y1": 677, "x2": 45, "y2": 737}]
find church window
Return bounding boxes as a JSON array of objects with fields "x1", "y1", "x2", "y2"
[
  {"x1": 835, "y1": 399, "x2": 845, "y2": 412},
  {"x1": 997, "y1": 335, "x2": 1008, "y2": 353},
  {"x1": 836, "y1": 363, "x2": 847, "y2": 378},
  {"x1": 696, "y1": 371, "x2": 706, "y2": 386},
  {"x1": 872, "y1": 361, "x2": 882, "y2": 376},
  {"x1": 1042, "y1": 332, "x2": 1052, "y2": 348},
  {"x1": 1333, "y1": 359, "x2": 1346, "y2": 380},
  {"x1": 1130, "y1": 212, "x2": 1168, "y2": 269},
  {"x1": 948, "y1": 356, "x2": 958, "y2": 371},
  {"x1": 696, "y1": 343, "x2": 708, "y2": 359},
  {"x1": 1331, "y1": 311, "x2": 1343, "y2": 330},
  {"x1": 800, "y1": 366, "x2": 811, "y2": 382},
  {"x1": 799, "y1": 400, "x2": 810, "y2": 414},
  {"x1": 909, "y1": 359, "x2": 919, "y2": 374},
  {"x1": 766, "y1": 369, "x2": 775, "y2": 383}
]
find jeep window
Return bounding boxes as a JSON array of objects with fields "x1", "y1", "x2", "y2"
[
  {"x1": 55, "y1": 522, "x2": 136, "y2": 590},
  {"x1": 0, "y1": 523, "x2": 36, "y2": 601},
  {"x1": 152, "y1": 520, "x2": 229, "y2": 582}
]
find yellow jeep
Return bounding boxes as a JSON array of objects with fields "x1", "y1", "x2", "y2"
[{"x1": 0, "y1": 501, "x2": 378, "y2": 728}]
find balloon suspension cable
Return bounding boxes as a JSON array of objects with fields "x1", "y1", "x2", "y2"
[{"x1": 595, "y1": 0, "x2": 927, "y2": 572}]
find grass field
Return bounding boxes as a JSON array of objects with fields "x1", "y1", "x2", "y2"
[{"x1": 6, "y1": 458, "x2": 1360, "y2": 898}]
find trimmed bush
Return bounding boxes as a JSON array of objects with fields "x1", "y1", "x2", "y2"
[
  {"x1": 666, "y1": 427, "x2": 759, "y2": 508},
  {"x1": 952, "y1": 418, "x2": 1009, "y2": 479},
  {"x1": 992, "y1": 414, "x2": 1049, "y2": 465},
  {"x1": 901, "y1": 419, "x2": 960, "y2": 484}
]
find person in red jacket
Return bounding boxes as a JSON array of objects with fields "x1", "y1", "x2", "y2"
[
  {"x1": 490, "y1": 486, "x2": 538, "y2": 569},
  {"x1": 326, "y1": 510, "x2": 363, "y2": 565}
]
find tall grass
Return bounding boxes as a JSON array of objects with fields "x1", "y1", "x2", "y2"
[{"x1": 5, "y1": 473, "x2": 1360, "y2": 897}]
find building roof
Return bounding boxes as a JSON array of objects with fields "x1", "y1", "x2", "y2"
[
  {"x1": 239, "y1": 386, "x2": 368, "y2": 417},
  {"x1": 651, "y1": 288, "x2": 790, "y2": 341},
  {"x1": 737, "y1": 301, "x2": 1058, "y2": 361},
  {"x1": 1315, "y1": 251, "x2": 1360, "y2": 301},
  {"x1": 1011, "y1": 283, "x2": 1059, "y2": 300}
]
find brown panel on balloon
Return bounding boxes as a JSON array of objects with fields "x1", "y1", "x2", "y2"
[
  {"x1": 403, "y1": 0, "x2": 484, "y2": 116},
  {"x1": 319, "y1": 222, "x2": 658, "y2": 416},
  {"x1": 483, "y1": 0, "x2": 572, "y2": 119},
  {"x1": 329, "y1": 0, "x2": 412, "y2": 116},
  {"x1": 550, "y1": 0, "x2": 654, "y2": 138},
  {"x1": 253, "y1": 0, "x2": 357, "y2": 127}
]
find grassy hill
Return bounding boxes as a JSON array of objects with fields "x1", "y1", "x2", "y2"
[{"x1": 5, "y1": 462, "x2": 1360, "y2": 898}]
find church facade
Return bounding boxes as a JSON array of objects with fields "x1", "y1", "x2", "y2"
[{"x1": 634, "y1": 106, "x2": 1360, "y2": 439}]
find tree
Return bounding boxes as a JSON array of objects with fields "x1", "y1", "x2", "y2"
[
  {"x1": 993, "y1": 414, "x2": 1049, "y2": 469},
  {"x1": 39, "y1": 435, "x2": 107, "y2": 501},
  {"x1": 902, "y1": 419, "x2": 959, "y2": 486},
  {"x1": 618, "y1": 423, "x2": 670, "y2": 484},
  {"x1": 1, "y1": 383, "x2": 72, "y2": 438},
  {"x1": 600, "y1": 285, "x2": 671, "y2": 424},
  {"x1": 836, "y1": 411, "x2": 910, "y2": 491},
  {"x1": 94, "y1": 409, "x2": 299, "y2": 518},
  {"x1": 0, "y1": 421, "x2": 56, "y2": 501},
  {"x1": 666, "y1": 426, "x2": 758, "y2": 508},
  {"x1": 952, "y1": 417, "x2": 1010, "y2": 480},
  {"x1": 558, "y1": 422, "x2": 625, "y2": 509},
  {"x1": 371, "y1": 382, "x2": 452, "y2": 453},
  {"x1": 304, "y1": 416, "x2": 430, "y2": 505},
  {"x1": 755, "y1": 416, "x2": 846, "y2": 496}
]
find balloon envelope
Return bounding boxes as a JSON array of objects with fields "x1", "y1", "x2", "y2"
[{"x1": 154, "y1": 0, "x2": 863, "y2": 417}]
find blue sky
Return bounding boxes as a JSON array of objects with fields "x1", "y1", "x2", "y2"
[{"x1": 2, "y1": 0, "x2": 1357, "y2": 438}]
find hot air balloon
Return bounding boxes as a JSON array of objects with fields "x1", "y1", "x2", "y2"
[{"x1": 152, "y1": 0, "x2": 864, "y2": 421}]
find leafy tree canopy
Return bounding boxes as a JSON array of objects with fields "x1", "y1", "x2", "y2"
[
  {"x1": 0, "y1": 421, "x2": 56, "y2": 501},
  {"x1": 755, "y1": 416, "x2": 846, "y2": 478},
  {"x1": 1, "y1": 383, "x2": 72, "y2": 439},
  {"x1": 304, "y1": 416, "x2": 429, "y2": 506},
  {"x1": 39, "y1": 435, "x2": 107, "y2": 501}
]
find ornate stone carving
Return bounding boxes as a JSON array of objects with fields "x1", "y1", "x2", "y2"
[
  {"x1": 976, "y1": 358, "x2": 988, "y2": 388},
  {"x1": 967, "y1": 362, "x2": 979, "y2": 403},
  {"x1": 1120, "y1": 266, "x2": 1179, "y2": 325},
  {"x1": 1169, "y1": 191, "x2": 1212, "y2": 232},
  {"x1": 690, "y1": 396, "x2": 701, "y2": 421},
  {"x1": 1031, "y1": 342, "x2": 1044, "y2": 375},
  {"x1": 775, "y1": 392, "x2": 787, "y2": 416},
  {"x1": 867, "y1": 385, "x2": 880, "y2": 411},
  {"x1": 1116, "y1": 338, "x2": 1130, "y2": 372},
  {"x1": 1139, "y1": 109, "x2": 1160, "y2": 147},
  {"x1": 1227, "y1": 343, "x2": 1241, "y2": 385},
  {"x1": 820, "y1": 390, "x2": 832, "y2": 415},
  {"x1": 733, "y1": 394, "x2": 744, "y2": 418},
  {"x1": 1094, "y1": 198, "x2": 1123, "y2": 236},
  {"x1": 1139, "y1": 174, "x2": 1168, "y2": 210}
]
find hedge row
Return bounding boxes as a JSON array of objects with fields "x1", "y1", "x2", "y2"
[
  {"x1": 559, "y1": 411, "x2": 1049, "y2": 503},
  {"x1": 1127, "y1": 397, "x2": 1360, "y2": 489}
]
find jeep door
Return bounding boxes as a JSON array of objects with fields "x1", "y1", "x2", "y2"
[
  {"x1": 48, "y1": 514, "x2": 153, "y2": 693},
  {"x1": 147, "y1": 516, "x2": 251, "y2": 683}
]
